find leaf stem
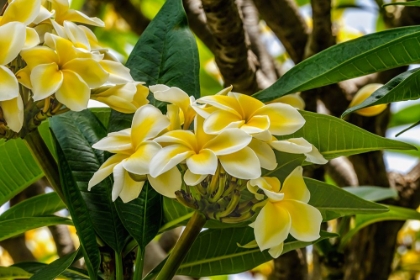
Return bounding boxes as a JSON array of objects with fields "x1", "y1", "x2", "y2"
[
  {"x1": 24, "y1": 128, "x2": 66, "y2": 203},
  {"x1": 115, "y1": 251, "x2": 123, "y2": 280},
  {"x1": 155, "y1": 211, "x2": 206, "y2": 280},
  {"x1": 134, "y1": 246, "x2": 144, "y2": 280}
]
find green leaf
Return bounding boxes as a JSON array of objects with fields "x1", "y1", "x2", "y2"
[
  {"x1": 126, "y1": 0, "x2": 200, "y2": 102},
  {"x1": 253, "y1": 25, "x2": 420, "y2": 102},
  {"x1": 342, "y1": 186, "x2": 398, "y2": 202},
  {"x1": 343, "y1": 68, "x2": 420, "y2": 117},
  {"x1": 115, "y1": 182, "x2": 163, "y2": 249},
  {"x1": 13, "y1": 262, "x2": 90, "y2": 280},
  {"x1": 90, "y1": 108, "x2": 111, "y2": 128},
  {"x1": 0, "y1": 139, "x2": 43, "y2": 206},
  {"x1": 177, "y1": 228, "x2": 336, "y2": 277},
  {"x1": 0, "y1": 192, "x2": 65, "y2": 221},
  {"x1": 383, "y1": 1, "x2": 420, "y2": 7},
  {"x1": 306, "y1": 178, "x2": 389, "y2": 220},
  {"x1": 0, "y1": 217, "x2": 72, "y2": 242},
  {"x1": 0, "y1": 267, "x2": 32, "y2": 279},
  {"x1": 30, "y1": 249, "x2": 81, "y2": 280},
  {"x1": 278, "y1": 111, "x2": 415, "y2": 159},
  {"x1": 50, "y1": 111, "x2": 129, "y2": 253},
  {"x1": 389, "y1": 103, "x2": 420, "y2": 128},
  {"x1": 340, "y1": 205, "x2": 420, "y2": 248},
  {"x1": 395, "y1": 120, "x2": 420, "y2": 136},
  {"x1": 54, "y1": 135, "x2": 100, "y2": 279}
]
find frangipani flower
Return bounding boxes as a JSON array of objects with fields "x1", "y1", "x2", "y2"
[
  {"x1": 89, "y1": 105, "x2": 181, "y2": 202},
  {"x1": 194, "y1": 90, "x2": 305, "y2": 136},
  {"x1": 248, "y1": 167, "x2": 322, "y2": 258},
  {"x1": 150, "y1": 116, "x2": 259, "y2": 186},
  {"x1": 51, "y1": 0, "x2": 104, "y2": 27},
  {"x1": 17, "y1": 34, "x2": 109, "y2": 111},
  {"x1": 349, "y1": 83, "x2": 387, "y2": 117},
  {"x1": 0, "y1": 22, "x2": 27, "y2": 132},
  {"x1": 91, "y1": 82, "x2": 149, "y2": 114},
  {"x1": 150, "y1": 85, "x2": 196, "y2": 129}
]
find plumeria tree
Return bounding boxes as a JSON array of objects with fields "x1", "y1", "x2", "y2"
[{"x1": 1, "y1": 0, "x2": 420, "y2": 279}]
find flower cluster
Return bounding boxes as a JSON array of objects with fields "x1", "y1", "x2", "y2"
[
  {"x1": 89, "y1": 85, "x2": 326, "y2": 258},
  {"x1": 0, "y1": 0, "x2": 148, "y2": 137}
]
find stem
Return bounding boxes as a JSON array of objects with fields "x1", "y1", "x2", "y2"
[
  {"x1": 24, "y1": 128, "x2": 66, "y2": 203},
  {"x1": 155, "y1": 211, "x2": 207, "y2": 280},
  {"x1": 133, "y1": 246, "x2": 144, "y2": 280},
  {"x1": 115, "y1": 251, "x2": 123, "y2": 280}
]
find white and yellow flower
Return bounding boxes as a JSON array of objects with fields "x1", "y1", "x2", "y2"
[
  {"x1": 269, "y1": 137, "x2": 328, "y2": 164},
  {"x1": 50, "y1": 0, "x2": 104, "y2": 27},
  {"x1": 149, "y1": 116, "x2": 259, "y2": 185},
  {"x1": 194, "y1": 90, "x2": 305, "y2": 136},
  {"x1": 89, "y1": 105, "x2": 181, "y2": 202},
  {"x1": 248, "y1": 167, "x2": 322, "y2": 258},
  {"x1": 349, "y1": 83, "x2": 387, "y2": 117}
]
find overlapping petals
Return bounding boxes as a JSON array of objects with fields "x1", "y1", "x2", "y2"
[
  {"x1": 51, "y1": 0, "x2": 105, "y2": 27},
  {"x1": 248, "y1": 167, "x2": 322, "y2": 258}
]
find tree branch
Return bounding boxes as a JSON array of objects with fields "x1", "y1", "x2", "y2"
[{"x1": 252, "y1": 0, "x2": 308, "y2": 64}]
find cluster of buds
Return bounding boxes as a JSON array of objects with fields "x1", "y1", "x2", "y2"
[
  {"x1": 89, "y1": 85, "x2": 326, "y2": 258},
  {"x1": 0, "y1": 0, "x2": 148, "y2": 139}
]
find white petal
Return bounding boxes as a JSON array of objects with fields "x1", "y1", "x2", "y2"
[
  {"x1": 219, "y1": 147, "x2": 261, "y2": 179},
  {"x1": 148, "y1": 167, "x2": 182, "y2": 198},
  {"x1": 305, "y1": 145, "x2": 328, "y2": 165},
  {"x1": 269, "y1": 138, "x2": 313, "y2": 154},
  {"x1": 186, "y1": 149, "x2": 218, "y2": 175},
  {"x1": 248, "y1": 139, "x2": 277, "y2": 170},
  {"x1": 0, "y1": 22, "x2": 26, "y2": 65},
  {"x1": 112, "y1": 161, "x2": 144, "y2": 202},
  {"x1": 268, "y1": 243, "x2": 284, "y2": 258},
  {"x1": 123, "y1": 141, "x2": 161, "y2": 175},
  {"x1": 1, "y1": 96, "x2": 24, "y2": 132},
  {"x1": 204, "y1": 128, "x2": 252, "y2": 156},
  {"x1": 184, "y1": 170, "x2": 207, "y2": 186},
  {"x1": 88, "y1": 154, "x2": 127, "y2": 190},
  {"x1": 92, "y1": 130, "x2": 132, "y2": 153},
  {"x1": 0, "y1": 66, "x2": 19, "y2": 101},
  {"x1": 149, "y1": 145, "x2": 193, "y2": 177}
]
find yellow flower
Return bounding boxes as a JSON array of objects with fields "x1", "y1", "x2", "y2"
[
  {"x1": 89, "y1": 105, "x2": 181, "y2": 202},
  {"x1": 50, "y1": 0, "x2": 104, "y2": 27},
  {"x1": 248, "y1": 167, "x2": 322, "y2": 258},
  {"x1": 0, "y1": 22, "x2": 26, "y2": 132},
  {"x1": 150, "y1": 116, "x2": 259, "y2": 185},
  {"x1": 150, "y1": 85, "x2": 196, "y2": 129},
  {"x1": 17, "y1": 34, "x2": 109, "y2": 111},
  {"x1": 349, "y1": 83, "x2": 387, "y2": 117},
  {"x1": 91, "y1": 82, "x2": 149, "y2": 114},
  {"x1": 268, "y1": 137, "x2": 328, "y2": 164},
  {"x1": 194, "y1": 90, "x2": 305, "y2": 136}
]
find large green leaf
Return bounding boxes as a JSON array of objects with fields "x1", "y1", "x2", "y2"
[
  {"x1": 253, "y1": 25, "x2": 420, "y2": 102},
  {"x1": 389, "y1": 103, "x2": 420, "y2": 128},
  {"x1": 0, "y1": 216, "x2": 72, "y2": 241},
  {"x1": 54, "y1": 135, "x2": 100, "y2": 279},
  {"x1": 306, "y1": 178, "x2": 388, "y2": 220},
  {"x1": 277, "y1": 111, "x2": 415, "y2": 159},
  {"x1": 125, "y1": 0, "x2": 200, "y2": 100},
  {"x1": 13, "y1": 262, "x2": 90, "y2": 280},
  {"x1": 50, "y1": 111, "x2": 129, "y2": 253},
  {"x1": 0, "y1": 192, "x2": 65, "y2": 221},
  {"x1": 177, "y1": 228, "x2": 336, "y2": 277},
  {"x1": 343, "y1": 68, "x2": 420, "y2": 116},
  {"x1": 0, "y1": 139, "x2": 43, "y2": 206},
  {"x1": 0, "y1": 267, "x2": 32, "y2": 279},
  {"x1": 115, "y1": 182, "x2": 163, "y2": 250},
  {"x1": 30, "y1": 249, "x2": 81, "y2": 280},
  {"x1": 342, "y1": 186, "x2": 398, "y2": 202},
  {"x1": 340, "y1": 205, "x2": 420, "y2": 248}
]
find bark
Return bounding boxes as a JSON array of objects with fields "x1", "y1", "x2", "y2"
[
  {"x1": 201, "y1": 0, "x2": 265, "y2": 94},
  {"x1": 253, "y1": 0, "x2": 308, "y2": 63},
  {"x1": 269, "y1": 248, "x2": 308, "y2": 280}
]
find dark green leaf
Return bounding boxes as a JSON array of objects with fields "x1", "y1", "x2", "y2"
[
  {"x1": 342, "y1": 186, "x2": 398, "y2": 202},
  {"x1": 30, "y1": 249, "x2": 81, "y2": 280},
  {"x1": 306, "y1": 178, "x2": 389, "y2": 220},
  {"x1": 13, "y1": 262, "x2": 90, "y2": 280},
  {"x1": 0, "y1": 192, "x2": 65, "y2": 221},
  {"x1": 177, "y1": 228, "x2": 336, "y2": 277},
  {"x1": 90, "y1": 108, "x2": 111, "y2": 128},
  {"x1": 0, "y1": 217, "x2": 72, "y2": 241},
  {"x1": 343, "y1": 68, "x2": 420, "y2": 117},
  {"x1": 50, "y1": 111, "x2": 129, "y2": 253},
  {"x1": 254, "y1": 26, "x2": 420, "y2": 102},
  {"x1": 396, "y1": 120, "x2": 420, "y2": 136},
  {"x1": 278, "y1": 111, "x2": 415, "y2": 159},
  {"x1": 0, "y1": 266, "x2": 32, "y2": 279}
]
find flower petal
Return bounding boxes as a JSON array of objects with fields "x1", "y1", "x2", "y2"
[
  {"x1": 230, "y1": 92, "x2": 265, "y2": 118},
  {"x1": 203, "y1": 110, "x2": 244, "y2": 134},
  {"x1": 92, "y1": 129, "x2": 132, "y2": 153},
  {"x1": 64, "y1": 21, "x2": 90, "y2": 50},
  {"x1": 0, "y1": 22, "x2": 26, "y2": 65},
  {"x1": 64, "y1": 58, "x2": 109, "y2": 88},
  {"x1": 248, "y1": 177, "x2": 284, "y2": 201},
  {"x1": 31, "y1": 63, "x2": 63, "y2": 101},
  {"x1": 197, "y1": 95, "x2": 242, "y2": 116},
  {"x1": 305, "y1": 145, "x2": 328, "y2": 164},
  {"x1": 112, "y1": 161, "x2": 143, "y2": 202},
  {"x1": 242, "y1": 115, "x2": 270, "y2": 134},
  {"x1": 59, "y1": 9, "x2": 105, "y2": 27},
  {"x1": 55, "y1": 70, "x2": 90, "y2": 111},
  {"x1": 149, "y1": 145, "x2": 193, "y2": 177},
  {"x1": 148, "y1": 167, "x2": 182, "y2": 198},
  {"x1": 219, "y1": 147, "x2": 261, "y2": 179},
  {"x1": 186, "y1": 149, "x2": 217, "y2": 175},
  {"x1": 281, "y1": 166, "x2": 310, "y2": 202},
  {"x1": 253, "y1": 202, "x2": 291, "y2": 251},
  {"x1": 184, "y1": 170, "x2": 207, "y2": 186},
  {"x1": 255, "y1": 103, "x2": 305, "y2": 136},
  {"x1": 23, "y1": 27, "x2": 40, "y2": 49},
  {"x1": 88, "y1": 154, "x2": 127, "y2": 190},
  {"x1": 268, "y1": 243, "x2": 284, "y2": 258},
  {"x1": 20, "y1": 46, "x2": 58, "y2": 70},
  {"x1": 248, "y1": 139, "x2": 277, "y2": 170},
  {"x1": 281, "y1": 200, "x2": 322, "y2": 241},
  {"x1": 16, "y1": 67, "x2": 32, "y2": 89},
  {"x1": 154, "y1": 130, "x2": 197, "y2": 151},
  {"x1": 269, "y1": 138, "x2": 313, "y2": 154},
  {"x1": 1, "y1": 0, "x2": 41, "y2": 25},
  {"x1": 99, "y1": 60, "x2": 134, "y2": 83},
  {"x1": 204, "y1": 128, "x2": 251, "y2": 155},
  {"x1": 123, "y1": 141, "x2": 161, "y2": 175},
  {"x1": 0, "y1": 65, "x2": 19, "y2": 101},
  {"x1": 1, "y1": 96, "x2": 24, "y2": 132},
  {"x1": 150, "y1": 85, "x2": 190, "y2": 115},
  {"x1": 131, "y1": 104, "x2": 170, "y2": 147}
]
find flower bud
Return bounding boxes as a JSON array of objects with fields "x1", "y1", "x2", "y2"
[{"x1": 349, "y1": 83, "x2": 387, "y2": 117}]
